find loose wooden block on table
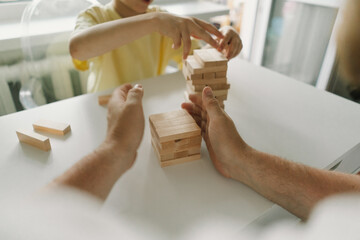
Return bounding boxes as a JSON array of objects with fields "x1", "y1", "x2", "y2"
[
  {"x1": 193, "y1": 49, "x2": 227, "y2": 67},
  {"x1": 16, "y1": 130, "x2": 51, "y2": 151},
  {"x1": 98, "y1": 94, "x2": 112, "y2": 105},
  {"x1": 33, "y1": 119, "x2": 71, "y2": 135},
  {"x1": 185, "y1": 56, "x2": 228, "y2": 75}
]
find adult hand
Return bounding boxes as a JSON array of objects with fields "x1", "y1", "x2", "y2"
[
  {"x1": 181, "y1": 87, "x2": 250, "y2": 179},
  {"x1": 218, "y1": 26, "x2": 242, "y2": 59},
  {"x1": 104, "y1": 84, "x2": 145, "y2": 172},
  {"x1": 154, "y1": 12, "x2": 224, "y2": 59}
]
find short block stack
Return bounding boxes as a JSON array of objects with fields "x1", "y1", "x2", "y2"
[
  {"x1": 149, "y1": 109, "x2": 202, "y2": 167},
  {"x1": 183, "y1": 48, "x2": 229, "y2": 108}
]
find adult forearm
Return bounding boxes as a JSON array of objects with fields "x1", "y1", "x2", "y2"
[
  {"x1": 52, "y1": 143, "x2": 135, "y2": 200},
  {"x1": 234, "y1": 148, "x2": 360, "y2": 220},
  {"x1": 70, "y1": 12, "x2": 158, "y2": 61}
]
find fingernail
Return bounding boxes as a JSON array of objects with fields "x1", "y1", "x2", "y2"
[
  {"x1": 204, "y1": 87, "x2": 213, "y2": 97},
  {"x1": 134, "y1": 84, "x2": 142, "y2": 89}
]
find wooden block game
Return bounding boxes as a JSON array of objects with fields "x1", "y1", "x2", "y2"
[
  {"x1": 33, "y1": 119, "x2": 71, "y2": 135},
  {"x1": 183, "y1": 48, "x2": 229, "y2": 109},
  {"x1": 149, "y1": 109, "x2": 202, "y2": 167},
  {"x1": 16, "y1": 129, "x2": 51, "y2": 151}
]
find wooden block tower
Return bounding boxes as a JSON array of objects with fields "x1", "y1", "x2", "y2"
[
  {"x1": 149, "y1": 109, "x2": 202, "y2": 167},
  {"x1": 182, "y1": 48, "x2": 229, "y2": 108}
]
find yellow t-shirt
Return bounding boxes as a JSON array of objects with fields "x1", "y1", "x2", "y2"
[{"x1": 73, "y1": 3, "x2": 199, "y2": 92}]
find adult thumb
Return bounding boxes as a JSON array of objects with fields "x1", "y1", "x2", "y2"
[
  {"x1": 202, "y1": 87, "x2": 223, "y2": 118},
  {"x1": 126, "y1": 84, "x2": 144, "y2": 105}
]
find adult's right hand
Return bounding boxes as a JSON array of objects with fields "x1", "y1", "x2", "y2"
[
  {"x1": 154, "y1": 12, "x2": 224, "y2": 59},
  {"x1": 182, "y1": 87, "x2": 251, "y2": 180}
]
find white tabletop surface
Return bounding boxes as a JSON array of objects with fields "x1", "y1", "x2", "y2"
[{"x1": 1, "y1": 58, "x2": 360, "y2": 239}]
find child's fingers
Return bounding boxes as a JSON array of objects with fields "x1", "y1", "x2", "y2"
[
  {"x1": 219, "y1": 33, "x2": 232, "y2": 51},
  {"x1": 191, "y1": 25, "x2": 219, "y2": 49},
  {"x1": 181, "y1": 31, "x2": 191, "y2": 59},
  {"x1": 171, "y1": 32, "x2": 182, "y2": 49},
  {"x1": 193, "y1": 18, "x2": 224, "y2": 39},
  {"x1": 231, "y1": 41, "x2": 241, "y2": 59},
  {"x1": 226, "y1": 41, "x2": 236, "y2": 59}
]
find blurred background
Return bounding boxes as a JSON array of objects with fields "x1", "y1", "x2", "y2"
[{"x1": 0, "y1": 0, "x2": 358, "y2": 116}]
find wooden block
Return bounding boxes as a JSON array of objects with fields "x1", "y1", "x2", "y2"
[
  {"x1": 216, "y1": 71, "x2": 227, "y2": 78},
  {"x1": 191, "y1": 82, "x2": 230, "y2": 92},
  {"x1": 150, "y1": 109, "x2": 202, "y2": 166},
  {"x1": 215, "y1": 95, "x2": 228, "y2": 102},
  {"x1": 156, "y1": 123, "x2": 200, "y2": 143},
  {"x1": 149, "y1": 110, "x2": 201, "y2": 143},
  {"x1": 186, "y1": 56, "x2": 228, "y2": 74},
  {"x1": 174, "y1": 149, "x2": 190, "y2": 159},
  {"x1": 152, "y1": 133, "x2": 201, "y2": 154},
  {"x1": 183, "y1": 67, "x2": 203, "y2": 80},
  {"x1": 192, "y1": 78, "x2": 227, "y2": 85},
  {"x1": 160, "y1": 154, "x2": 201, "y2": 168},
  {"x1": 186, "y1": 81, "x2": 228, "y2": 96},
  {"x1": 152, "y1": 139, "x2": 174, "y2": 161},
  {"x1": 193, "y1": 49, "x2": 227, "y2": 67},
  {"x1": 149, "y1": 109, "x2": 191, "y2": 123},
  {"x1": 203, "y1": 72, "x2": 216, "y2": 79},
  {"x1": 98, "y1": 94, "x2": 111, "y2": 105},
  {"x1": 186, "y1": 89, "x2": 228, "y2": 101},
  {"x1": 189, "y1": 135, "x2": 202, "y2": 145},
  {"x1": 182, "y1": 64, "x2": 203, "y2": 80},
  {"x1": 188, "y1": 147, "x2": 201, "y2": 155},
  {"x1": 152, "y1": 116, "x2": 195, "y2": 130},
  {"x1": 152, "y1": 138, "x2": 199, "y2": 162},
  {"x1": 33, "y1": 119, "x2": 71, "y2": 135},
  {"x1": 16, "y1": 130, "x2": 51, "y2": 151},
  {"x1": 151, "y1": 124, "x2": 201, "y2": 153},
  {"x1": 152, "y1": 136, "x2": 201, "y2": 168}
]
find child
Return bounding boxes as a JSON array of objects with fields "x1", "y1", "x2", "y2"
[{"x1": 70, "y1": 0, "x2": 242, "y2": 92}]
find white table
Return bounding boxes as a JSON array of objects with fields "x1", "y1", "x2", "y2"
[{"x1": 1, "y1": 58, "x2": 360, "y2": 239}]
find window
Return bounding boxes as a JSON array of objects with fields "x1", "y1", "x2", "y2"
[{"x1": 0, "y1": 0, "x2": 30, "y2": 3}]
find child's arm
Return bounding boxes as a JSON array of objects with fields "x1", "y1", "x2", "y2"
[{"x1": 70, "y1": 12, "x2": 223, "y2": 61}]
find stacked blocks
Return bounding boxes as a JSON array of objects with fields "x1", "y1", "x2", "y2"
[
  {"x1": 149, "y1": 109, "x2": 202, "y2": 167},
  {"x1": 183, "y1": 48, "x2": 229, "y2": 108}
]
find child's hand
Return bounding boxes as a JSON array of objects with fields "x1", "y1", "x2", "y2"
[
  {"x1": 218, "y1": 26, "x2": 243, "y2": 59},
  {"x1": 154, "y1": 12, "x2": 224, "y2": 59}
]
